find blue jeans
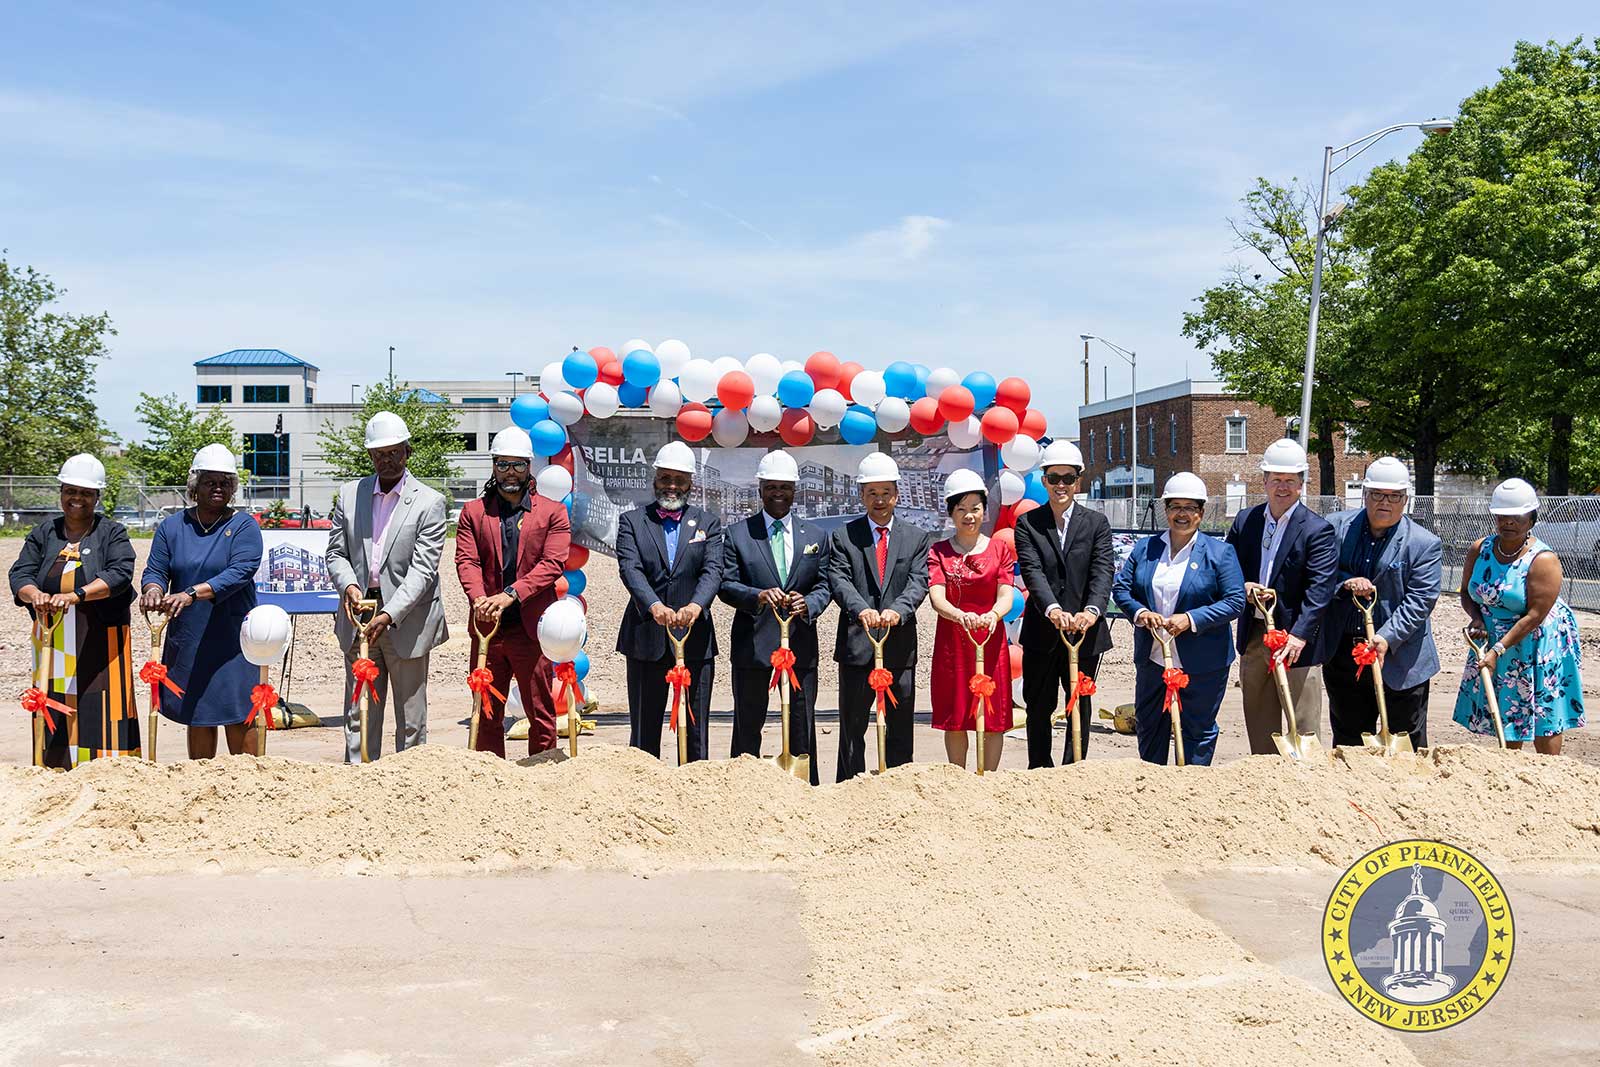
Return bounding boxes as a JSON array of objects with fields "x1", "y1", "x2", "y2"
[{"x1": 1134, "y1": 660, "x2": 1228, "y2": 766}]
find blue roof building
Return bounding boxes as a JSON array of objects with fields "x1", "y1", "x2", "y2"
[{"x1": 194, "y1": 348, "x2": 320, "y2": 370}]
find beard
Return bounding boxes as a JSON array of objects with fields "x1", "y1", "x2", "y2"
[{"x1": 655, "y1": 491, "x2": 687, "y2": 511}]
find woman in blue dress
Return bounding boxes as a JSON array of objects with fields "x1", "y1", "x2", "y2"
[
  {"x1": 138, "y1": 445, "x2": 265, "y2": 759},
  {"x1": 1453, "y1": 479, "x2": 1585, "y2": 754}
]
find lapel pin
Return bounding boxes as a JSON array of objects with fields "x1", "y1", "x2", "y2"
[{"x1": 688, "y1": 519, "x2": 696, "y2": 527}]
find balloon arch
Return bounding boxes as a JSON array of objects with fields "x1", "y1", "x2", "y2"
[{"x1": 515, "y1": 340, "x2": 1057, "y2": 689}]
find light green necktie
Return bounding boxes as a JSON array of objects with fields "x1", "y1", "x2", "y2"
[{"x1": 770, "y1": 519, "x2": 788, "y2": 585}]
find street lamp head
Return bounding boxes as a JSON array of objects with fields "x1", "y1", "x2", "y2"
[
  {"x1": 1079, "y1": 333, "x2": 1095, "y2": 341},
  {"x1": 1420, "y1": 117, "x2": 1455, "y2": 136}
]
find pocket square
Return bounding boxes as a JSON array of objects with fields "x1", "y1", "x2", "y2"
[
  {"x1": 690, "y1": 530, "x2": 707, "y2": 543},
  {"x1": 803, "y1": 542, "x2": 819, "y2": 555}
]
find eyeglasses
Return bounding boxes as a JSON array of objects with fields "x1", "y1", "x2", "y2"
[
  {"x1": 1043, "y1": 472, "x2": 1078, "y2": 486},
  {"x1": 1367, "y1": 491, "x2": 1406, "y2": 505},
  {"x1": 1165, "y1": 504, "x2": 1202, "y2": 515},
  {"x1": 493, "y1": 460, "x2": 530, "y2": 473}
]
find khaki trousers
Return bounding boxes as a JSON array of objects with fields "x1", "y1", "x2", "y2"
[{"x1": 1239, "y1": 631, "x2": 1323, "y2": 754}]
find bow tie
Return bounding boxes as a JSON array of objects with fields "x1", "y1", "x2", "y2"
[{"x1": 655, "y1": 506, "x2": 683, "y2": 522}]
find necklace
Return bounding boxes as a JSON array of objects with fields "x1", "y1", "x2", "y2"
[
  {"x1": 193, "y1": 507, "x2": 231, "y2": 535},
  {"x1": 1492, "y1": 537, "x2": 1528, "y2": 564}
]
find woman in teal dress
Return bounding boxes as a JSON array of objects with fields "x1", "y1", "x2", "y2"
[{"x1": 1453, "y1": 479, "x2": 1584, "y2": 754}]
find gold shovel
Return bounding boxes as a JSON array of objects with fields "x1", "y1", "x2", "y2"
[
  {"x1": 865, "y1": 623, "x2": 892, "y2": 774},
  {"x1": 1151, "y1": 626, "x2": 1185, "y2": 767},
  {"x1": 666, "y1": 624, "x2": 693, "y2": 767},
  {"x1": 345, "y1": 597, "x2": 379, "y2": 763},
  {"x1": 468, "y1": 610, "x2": 502, "y2": 752},
  {"x1": 1058, "y1": 627, "x2": 1087, "y2": 764},
  {"x1": 1462, "y1": 627, "x2": 1508, "y2": 749},
  {"x1": 965, "y1": 619, "x2": 997, "y2": 776},
  {"x1": 767, "y1": 605, "x2": 810, "y2": 781},
  {"x1": 29, "y1": 610, "x2": 65, "y2": 768},
  {"x1": 1353, "y1": 592, "x2": 1413, "y2": 755},
  {"x1": 1253, "y1": 589, "x2": 1324, "y2": 762},
  {"x1": 143, "y1": 610, "x2": 168, "y2": 762}
]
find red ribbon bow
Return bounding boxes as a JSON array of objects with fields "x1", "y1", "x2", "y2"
[
  {"x1": 138, "y1": 660, "x2": 184, "y2": 720},
  {"x1": 554, "y1": 660, "x2": 586, "y2": 712},
  {"x1": 1161, "y1": 667, "x2": 1189, "y2": 715},
  {"x1": 467, "y1": 666, "x2": 505, "y2": 721},
  {"x1": 666, "y1": 664, "x2": 694, "y2": 731},
  {"x1": 350, "y1": 657, "x2": 381, "y2": 709},
  {"x1": 246, "y1": 683, "x2": 278, "y2": 728},
  {"x1": 1070, "y1": 672, "x2": 1097, "y2": 703},
  {"x1": 868, "y1": 667, "x2": 898, "y2": 712},
  {"x1": 768, "y1": 648, "x2": 800, "y2": 693},
  {"x1": 969, "y1": 671, "x2": 997, "y2": 726},
  {"x1": 1352, "y1": 641, "x2": 1379, "y2": 679},
  {"x1": 21, "y1": 687, "x2": 73, "y2": 732},
  {"x1": 1263, "y1": 627, "x2": 1289, "y2": 653}
]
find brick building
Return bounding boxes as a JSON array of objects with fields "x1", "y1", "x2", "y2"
[{"x1": 1076, "y1": 380, "x2": 1376, "y2": 513}]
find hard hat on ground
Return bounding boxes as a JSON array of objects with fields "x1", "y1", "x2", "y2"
[
  {"x1": 191, "y1": 444, "x2": 238, "y2": 474},
  {"x1": 1363, "y1": 457, "x2": 1412, "y2": 492},
  {"x1": 856, "y1": 452, "x2": 900, "y2": 485},
  {"x1": 942, "y1": 468, "x2": 986, "y2": 502},
  {"x1": 1489, "y1": 478, "x2": 1538, "y2": 515},
  {"x1": 489, "y1": 427, "x2": 535, "y2": 460},
  {"x1": 57, "y1": 453, "x2": 106, "y2": 490},
  {"x1": 1161, "y1": 472, "x2": 1208, "y2": 502},
  {"x1": 654, "y1": 441, "x2": 697, "y2": 474},
  {"x1": 1040, "y1": 440, "x2": 1084, "y2": 470},
  {"x1": 755, "y1": 450, "x2": 799, "y2": 483},
  {"x1": 1260, "y1": 438, "x2": 1308, "y2": 474},
  {"x1": 364, "y1": 411, "x2": 411, "y2": 449}
]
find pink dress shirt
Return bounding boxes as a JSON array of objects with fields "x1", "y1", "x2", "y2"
[{"x1": 369, "y1": 471, "x2": 408, "y2": 587}]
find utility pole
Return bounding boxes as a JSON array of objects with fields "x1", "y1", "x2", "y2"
[
  {"x1": 506, "y1": 371, "x2": 524, "y2": 398},
  {"x1": 388, "y1": 346, "x2": 395, "y2": 382},
  {"x1": 1083, "y1": 337, "x2": 1091, "y2": 406}
]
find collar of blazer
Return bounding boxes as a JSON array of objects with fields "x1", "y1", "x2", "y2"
[
  {"x1": 1253, "y1": 501, "x2": 1309, "y2": 587},
  {"x1": 1026, "y1": 500, "x2": 1083, "y2": 562},
  {"x1": 643, "y1": 503, "x2": 702, "y2": 573}
]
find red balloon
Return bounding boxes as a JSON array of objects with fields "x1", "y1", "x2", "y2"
[
  {"x1": 676, "y1": 402, "x2": 713, "y2": 442},
  {"x1": 993, "y1": 502, "x2": 1017, "y2": 532},
  {"x1": 598, "y1": 358, "x2": 624, "y2": 387},
  {"x1": 805, "y1": 351, "x2": 841, "y2": 390},
  {"x1": 1008, "y1": 645, "x2": 1024, "y2": 678},
  {"x1": 1014, "y1": 498, "x2": 1041, "y2": 517},
  {"x1": 981, "y1": 405, "x2": 1020, "y2": 445},
  {"x1": 566, "y1": 543, "x2": 590, "y2": 570},
  {"x1": 993, "y1": 527, "x2": 1016, "y2": 552},
  {"x1": 574, "y1": 594, "x2": 588, "y2": 613},
  {"x1": 778, "y1": 407, "x2": 815, "y2": 446},
  {"x1": 837, "y1": 361, "x2": 864, "y2": 401},
  {"x1": 995, "y1": 376, "x2": 1031, "y2": 415},
  {"x1": 588, "y1": 346, "x2": 616, "y2": 364},
  {"x1": 554, "y1": 451, "x2": 575, "y2": 474},
  {"x1": 1020, "y1": 408, "x2": 1048, "y2": 439},
  {"x1": 938, "y1": 385, "x2": 975, "y2": 423},
  {"x1": 716, "y1": 370, "x2": 755, "y2": 410},
  {"x1": 555, "y1": 576, "x2": 570, "y2": 598},
  {"x1": 908, "y1": 396, "x2": 945, "y2": 435}
]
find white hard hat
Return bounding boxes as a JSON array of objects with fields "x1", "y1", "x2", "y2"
[
  {"x1": 1260, "y1": 437, "x2": 1308, "y2": 474},
  {"x1": 654, "y1": 441, "x2": 697, "y2": 474},
  {"x1": 57, "y1": 453, "x2": 106, "y2": 490},
  {"x1": 489, "y1": 427, "x2": 535, "y2": 460},
  {"x1": 1489, "y1": 477, "x2": 1539, "y2": 515},
  {"x1": 239, "y1": 604, "x2": 292, "y2": 666},
  {"x1": 856, "y1": 452, "x2": 900, "y2": 484},
  {"x1": 1160, "y1": 472, "x2": 1208, "y2": 502},
  {"x1": 942, "y1": 468, "x2": 986, "y2": 501},
  {"x1": 1040, "y1": 440, "x2": 1084, "y2": 470},
  {"x1": 364, "y1": 410, "x2": 410, "y2": 449},
  {"x1": 191, "y1": 444, "x2": 238, "y2": 474},
  {"x1": 755, "y1": 449, "x2": 798, "y2": 483},
  {"x1": 1363, "y1": 456, "x2": 1412, "y2": 492}
]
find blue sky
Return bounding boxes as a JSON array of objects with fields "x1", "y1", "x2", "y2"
[{"x1": 2, "y1": 1, "x2": 1591, "y2": 442}]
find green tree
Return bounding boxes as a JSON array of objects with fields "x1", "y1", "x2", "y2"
[
  {"x1": 126, "y1": 392, "x2": 240, "y2": 486},
  {"x1": 316, "y1": 376, "x2": 462, "y2": 481},
  {"x1": 0, "y1": 255, "x2": 116, "y2": 474}
]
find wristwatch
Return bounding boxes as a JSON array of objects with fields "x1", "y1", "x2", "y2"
[
  {"x1": 506, "y1": 587, "x2": 520, "y2": 602},
  {"x1": 1491, "y1": 641, "x2": 1506, "y2": 656},
  {"x1": 183, "y1": 585, "x2": 198, "y2": 599}
]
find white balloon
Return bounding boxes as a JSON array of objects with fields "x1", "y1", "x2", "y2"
[
  {"x1": 778, "y1": 359, "x2": 806, "y2": 378},
  {"x1": 1001, "y1": 434, "x2": 1040, "y2": 471},
  {"x1": 648, "y1": 379, "x2": 684, "y2": 418},
  {"x1": 925, "y1": 367, "x2": 961, "y2": 399},
  {"x1": 655, "y1": 339, "x2": 692, "y2": 380},
  {"x1": 240, "y1": 604, "x2": 292, "y2": 666},
  {"x1": 747, "y1": 394, "x2": 783, "y2": 432},
  {"x1": 947, "y1": 415, "x2": 982, "y2": 449},
  {"x1": 875, "y1": 396, "x2": 910, "y2": 433},
  {"x1": 679, "y1": 359, "x2": 719, "y2": 403},
  {"x1": 584, "y1": 381, "x2": 620, "y2": 419},
  {"x1": 539, "y1": 360, "x2": 570, "y2": 396},
  {"x1": 547, "y1": 390, "x2": 585, "y2": 426},
  {"x1": 535, "y1": 464, "x2": 573, "y2": 502},
  {"x1": 808, "y1": 388, "x2": 847, "y2": 429},
  {"x1": 997, "y1": 469, "x2": 1026, "y2": 506},
  {"x1": 711, "y1": 356, "x2": 743, "y2": 380},
  {"x1": 744, "y1": 352, "x2": 783, "y2": 395},
  {"x1": 619, "y1": 338, "x2": 652, "y2": 358},
  {"x1": 537, "y1": 598, "x2": 587, "y2": 664},
  {"x1": 711, "y1": 407, "x2": 749, "y2": 448},
  {"x1": 851, "y1": 370, "x2": 887, "y2": 408}
]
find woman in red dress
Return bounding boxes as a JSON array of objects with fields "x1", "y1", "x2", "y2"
[{"x1": 927, "y1": 469, "x2": 1015, "y2": 772}]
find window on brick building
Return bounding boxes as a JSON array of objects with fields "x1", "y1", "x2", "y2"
[
  {"x1": 1225, "y1": 416, "x2": 1247, "y2": 453},
  {"x1": 1343, "y1": 423, "x2": 1360, "y2": 454},
  {"x1": 1169, "y1": 414, "x2": 1178, "y2": 454},
  {"x1": 1118, "y1": 423, "x2": 1126, "y2": 460}
]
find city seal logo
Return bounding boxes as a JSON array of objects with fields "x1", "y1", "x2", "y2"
[{"x1": 1322, "y1": 840, "x2": 1514, "y2": 1032}]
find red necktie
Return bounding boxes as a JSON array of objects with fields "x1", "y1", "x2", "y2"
[{"x1": 875, "y1": 525, "x2": 889, "y2": 583}]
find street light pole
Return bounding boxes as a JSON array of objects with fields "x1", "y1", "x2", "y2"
[
  {"x1": 506, "y1": 371, "x2": 524, "y2": 398},
  {"x1": 388, "y1": 345, "x2": 396, "y2": 382},
  {"x1": 1082, "y1": 334, "x2": 1139, "y2": 526}
]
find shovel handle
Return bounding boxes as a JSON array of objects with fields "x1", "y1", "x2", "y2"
[
  {"x1": 1058, "y1": 626, "x2": 1087, "y2": 653},
  {"x1": 1352, "y1": 591, "x2": 1377, "y2": 631},
  {"x1": 1463, "y1": 626, "x2": 1508, "y2": 749},
  {"x1": 1252, "y1": 587, "x2": 1279, "y2": 630},
  {"x1": 962, "y1": 618, "x2": 996, "y2": 650},
  {"x1": 769, "y1": 604, "x2": 795, "y2": 644},
  {"x1": 470, "y1": 609, "x2": 502, "y2": 647},
  {"x1": 345, "y1": 596, "x2": 379, "y2": 631},
  {"x1": 665, "y1": 623, "x2": 692, "y2": 666}
]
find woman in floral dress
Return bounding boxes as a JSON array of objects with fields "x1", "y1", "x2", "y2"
[{"x1": 1453, "y1": 479, "x2": 1584, "y2": 753}]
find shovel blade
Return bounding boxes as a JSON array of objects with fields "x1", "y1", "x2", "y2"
[
  {"x1": 1273, "y1": 732, "x2": 1326, "y2": 762},
  {"x1": 1361, "y1": 731, "x2": 1414, "y2": 756},
  {"x1": 773, "y1": 751, "x2": 811, "y2": 781}
]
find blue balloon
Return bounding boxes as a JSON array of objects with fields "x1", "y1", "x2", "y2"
[
  {"x1": 573, "y1": 649, "x2": 590, "y2": 680},
  {"x1": 912, "y1": 364, "x2": 931, "y2": 395},
  {"x1": 510, "y1": 394, "x2": 549, "y2": 430},
  {"x1": 1023, "y1": 470, "x2": 1048, "y2": 504},
  {"x1": 562, "y1": 493, "x2": 574, "y2": 514},
  {"x1": 617, "y1": 381, "x2": 649, "y2": 407},
  {"x1": 962, "y1": 371, "x2": 997, "y2": 410},
  {"x1": 529, "y1": 419, "x2": 567, "y2": 456},
  {"x1": 562, "y1": 350, "x2": 599, "y2": 390},
  {"x1": 1004, "y1": 594, "x2": 1025, "y2": 623},
  {"x1": 776, "y1": 369, "x2": 816, "y2": 408},
  {"x1": 840, "y1": 407, "x2": 878, "y2": 445},
  {"x1": 622, "y1": 348, "x2": 661, "y2": 388},
  {"x1": 563, "y1": 568, "x2": 587, "y2": 597},
  {"x1": 883, "y1": 361, "x2": 919, "y2": 400}
]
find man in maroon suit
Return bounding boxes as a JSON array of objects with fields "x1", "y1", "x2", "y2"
[{"x1": 454, "y1": 426, "x2": 572, "y2": 756}]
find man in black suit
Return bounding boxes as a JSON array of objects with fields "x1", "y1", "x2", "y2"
[
  {"x1": 1013, "y1": 440, "x2": 1115, "y2": 767},
  {"x1": 718, "y1": 449, "x2": 832, "y2": 785},
  {"x1": 614, "y1": 440, "x2": 722, "y2": 761},
  {"x1": 1224, "y1": 438, "x2": 1338, "y2": 753},
  {"x1": 827, "y1": 452, "x2": 933, "y2": 781}
]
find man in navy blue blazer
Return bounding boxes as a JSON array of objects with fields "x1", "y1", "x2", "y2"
[
  {"x1": 1224, "y1": 438, "x2": 1338, "y2": 754},
  {"x1": 718, "y1": 450, "x2": 831, "y2": 785}
]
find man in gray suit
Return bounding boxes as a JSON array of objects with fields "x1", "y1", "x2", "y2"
[
  {"x1": 1314, "y1": 456, "x2": 1442, "y2": 747},
  {"x1": 325, "y1": 411, "x2": 449, "y2": 761}
]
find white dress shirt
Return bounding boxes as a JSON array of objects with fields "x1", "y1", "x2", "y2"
[
  {"x1": 763, "y1": 510, "x2": 794, "y2": 583},
  {"x1": 1259, "y1": 500, "x2": 1297, "y2": 585},
  {"x1": 1041, "y1": 503, "x2": 1100, "y2": 620},
  {"x1": 1149, "y1": 532, "x2": 1196, "y2": 667}
]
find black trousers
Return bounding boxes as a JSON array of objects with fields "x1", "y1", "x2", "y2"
[
  {"x1": 1021, "y1": 645, "x2": 1103, "y2": 768},
  {"x1": 731, "y1": 665, "x2": 820, "y2": 786},
  {"x1": 837, "y1": 664, "x2": 915, "y2": 782},
  {"x1": 1322, "y1": 633, "x2": 1430, "y2": 748},
  {"x1": 627, "y1": 654, "x2": 714, "y2": 762}
]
